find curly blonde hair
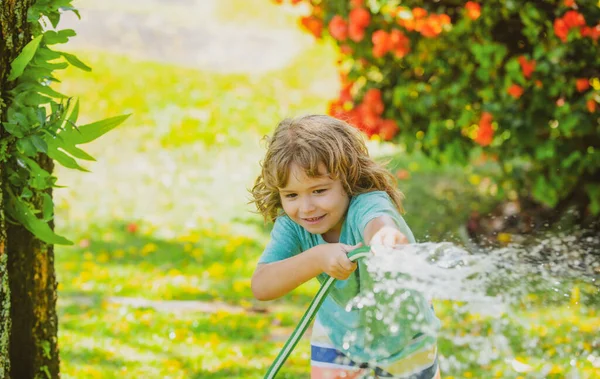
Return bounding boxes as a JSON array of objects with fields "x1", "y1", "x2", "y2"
[{"x1": 251, "y1": 114, "x2": 404, "y2": 222}]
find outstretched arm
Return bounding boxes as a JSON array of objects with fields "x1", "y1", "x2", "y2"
[{"x1": 363, "y1": 215, "x2": 409, "y2": 246}]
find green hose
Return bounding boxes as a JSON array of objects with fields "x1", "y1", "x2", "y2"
[{"x1": 264, "y1": 245, "x2": 373, "y2": 379}]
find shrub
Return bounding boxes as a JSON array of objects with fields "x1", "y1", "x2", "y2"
[{"x1": 275, "y1": 0, "x2": 600, "y2": 220}]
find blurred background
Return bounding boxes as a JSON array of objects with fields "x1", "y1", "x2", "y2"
[{"x1": 51, "y1": 0, "x2": 599, "y2": 378}]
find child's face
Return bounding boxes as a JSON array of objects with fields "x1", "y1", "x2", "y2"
[{"x1": 279, "y1": 163, "x2": 350, "y2": 242}]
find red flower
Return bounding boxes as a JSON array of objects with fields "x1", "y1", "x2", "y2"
[
  {"x1": 564, "y1": 0, "x2": 575, "y2": 6},
  {"x1": 554, "y1": 18, "x2": 569, "y2": 42},
  {"x1": 379, "y1": 119, "x2": 399, "y2": 141},
  {"x1": 356, "y1": 104, "x2": 380, "y2": 136},
  {"x1": 412, "y1": 7, "x2": 428, "y2": 19},
  {"x1": 390, "y1": 29, "x2": 411, "y2": 58},
  {"x1": 339, "y1": 86, "x2": 353, "y2": 104},
  {"x1": 563, "y1": 10, "x2": 586, "y2": 28},
  {"x1": 398, "y1": 17, "x2": 416, "y2": 32},
  {"x1": 329, "y1": 15, "x2": 348, "y2": 41},
  {"x1": 348, "y1": 8, "x2": 370, "y2": 42},
  {"x1": 372, "y1": 30, "x2": 392, "y2": 58},
  {"x1": 475, "y1": 112, "x2": 494, "y2": 146},
  {"x1": 465, "y1": 2, "x2": 481, "y2": 20},
  {"x1": 363, "y1": 88, "x2": 384, "y2": 115},
  {"x1": 395, "y1": 169, "x2": 410, "y2": 180},
  {"x1": 349, "y1": 23, "x2": 366, "y2": 42},
  {"x1": 576, "y1": 78, "x2": 590, "y2": 92},
  {"x1": 127, "y1": 223, "x2": 138, "y2": 233},
  {"x1": 507, "y1": 84, "x2": 524, "y2": 99},
  {"x1": 437, "y1": 14, "x2": 451, "y2": 26},
  {"x1": 340, "y1": 44, "x2": 353, "y2": 55},
  {"x1": 587, "y1": 99, "x2": 597, "y2": 113},
  {"x1": 580, "y1": 24, "x2": 600, "y2": 41},
  {"x1": 349, "y1": 7, "x2": 371, "y2": 28},
  {"x1": 300, "y1": 16, "x2": 323, "y2": 38},
  {"x1": 518, "y1": 56, "x2": 536, "y2": 79}
]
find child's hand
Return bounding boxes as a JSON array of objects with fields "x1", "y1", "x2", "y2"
[
  {"x1": 369, "y1": 226, "x2": 409, "y2": 247},
  {"x1": 319, "y1": 243, "x2": 362, "y2": 280}
]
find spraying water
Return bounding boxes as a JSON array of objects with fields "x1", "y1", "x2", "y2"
[{"x1": 342, "y1": 236, "x2": 600, "y2": 378}]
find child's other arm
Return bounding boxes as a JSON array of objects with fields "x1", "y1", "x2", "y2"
[
  {"x1": 251, "y1": 243, "x2": 361, "y2": 301},
  {"x1": 364, "y1": 215, "x2": 409, "y2": 246}
]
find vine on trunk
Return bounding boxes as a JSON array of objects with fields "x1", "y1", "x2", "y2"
[{"x1": 1, "y1": 0, "x2": 129, "y2": 245}]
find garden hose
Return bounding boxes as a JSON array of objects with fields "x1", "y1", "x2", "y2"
[{"x1": 264, "y1": 245, "x2": 373, "y2": 379}]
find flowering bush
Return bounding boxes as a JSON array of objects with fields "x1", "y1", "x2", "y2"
[{"x1": 276, "y1": 0, "x2": 600, "y2": 218}]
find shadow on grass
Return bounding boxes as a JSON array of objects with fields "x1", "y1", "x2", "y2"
[
  {"x1": 58, "y1": 300, "x2": 306, "y2": 378},
  {"x1": 64, "y1": 349, "x2": 131, "y2": 371},
  {"x1": 55, "y1": 218, "x2": 321, "y2": 304}
]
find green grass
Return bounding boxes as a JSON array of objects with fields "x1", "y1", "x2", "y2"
[
  {"x1": 52, "y1": 7, "x2": 599, "y2": 379},
  {"x1": 57, "y1": 40, "x2": 338, "y2": 148},
  {"x1": 59, "y1": 301, "x2": 309, "y2": 378}
]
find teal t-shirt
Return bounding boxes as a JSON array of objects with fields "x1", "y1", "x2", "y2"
[{"x1": 258, "y1": 191, "x2": 440, "y2": 363}]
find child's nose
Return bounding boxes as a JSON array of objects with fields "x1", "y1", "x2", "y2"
[{"x1": 300, "y1": 197, "x2": 316, "y2": 213}]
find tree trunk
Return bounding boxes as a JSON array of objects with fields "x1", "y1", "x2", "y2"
[
  {"x1": 0, "y1": 175, "x2": 10, "y2": 379},
  {"x1": 1, "y1": 1, "x2": 61, "y2": 378},
  {"x1": 7, "y1": 169, "x2": 61, "y2": 378}
]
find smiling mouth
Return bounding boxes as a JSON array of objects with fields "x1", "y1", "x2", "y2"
[{"x1": 303, "y1": 215, "x2": 326, "y2": 223}]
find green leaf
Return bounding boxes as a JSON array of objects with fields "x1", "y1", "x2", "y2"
[
  {"x1": 31, "y1": 135, "x2": 48, "y2": 154},
  {"x1": 20, "y1": 156, "x2": 52, "y2": 190},
  {"x1": 8, "y1": 35, "x2": 43, "y2": 81},
  {"x1": 2, "y1": 122, "x2": 25, "y2": 138},
  {"x1": 60, "y1": 6, "x2": 81, "y2": 19},
  {"x1": 67, "y1": 98, "x2": 79, "y2": 125},
  {"x1": 42, "y1": 193, "x2": 54, "y2": 222},
  {"x1": 585, "y1": 184, "x2": 600, "y2": 215},
  {"x1": 47, "y1": 12, "x2": 60, "y2": 29},
  {"x1": 59, "y1": 52, "x2": 91, "y2": 71},
  {"x1": 36, "y1": 60, "x2": 69, "y2": 71},
  {"x1": 6, "y1": 193, "x2": 73, "y2": 245},
  {"x1": 562, "y1": 151, "x2": 582, "y2": 169},
  {"x1": 36, "y1": 84, "x2": 67, "y2": 99},
  {"x1": 46, "y1": 137, "x2": 95, "y2": 161},
  {"x1": 43, "y1": 30, "x2": 69, "y2": 45},
  {"x1": 532, "y1": 175, "x2": 558, "y2": 207},
  {"x1": 16, "y1": 137, "x2": 38, "y2": 156},
  {"x1": 21, "y1": 187, "x2": 33, "y2": 199},
  {"x1": 62, "y1": 114, "x2": 131, "y2": 144},
  {"x1": 43, "y1": 29, "x2": 77, "y2": 45},
  {"x1": 46, "y1": 147, "x2": 89, "y2": 171},
  {"x1": 558, "y1": 114, "x2": 578, "y2": 134}
]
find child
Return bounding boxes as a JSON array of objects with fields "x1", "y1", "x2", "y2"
[{"x1": 251, "y1": 115, "x2": 441, "y2": 379}]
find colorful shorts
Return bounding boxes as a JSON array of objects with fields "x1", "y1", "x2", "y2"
[{"x1": 310, "y1": 320, "x2": 438, "y2": 379}]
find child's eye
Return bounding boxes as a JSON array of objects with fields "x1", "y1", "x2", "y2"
[
  {"x1": 314, "y1": 189, "x2": 327, "y2": 194},
  {"x1": 284, "y1": 193, "x2": 297, "y2": 199}
]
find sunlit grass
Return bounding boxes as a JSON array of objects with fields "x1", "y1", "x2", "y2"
[
  {"x1": 55, "y1": 39, "x2": 338, "y2": 147},
  {"x1": 59, "y1": 301, "x2": 309, "y2": 379},
  {"x1": 434, "y1": 300, "x2": 599, "y2": 378}
]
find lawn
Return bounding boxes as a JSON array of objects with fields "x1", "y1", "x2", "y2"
[{"x1": 52, "y1": 3, "x2": 599, "y2": 379}]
